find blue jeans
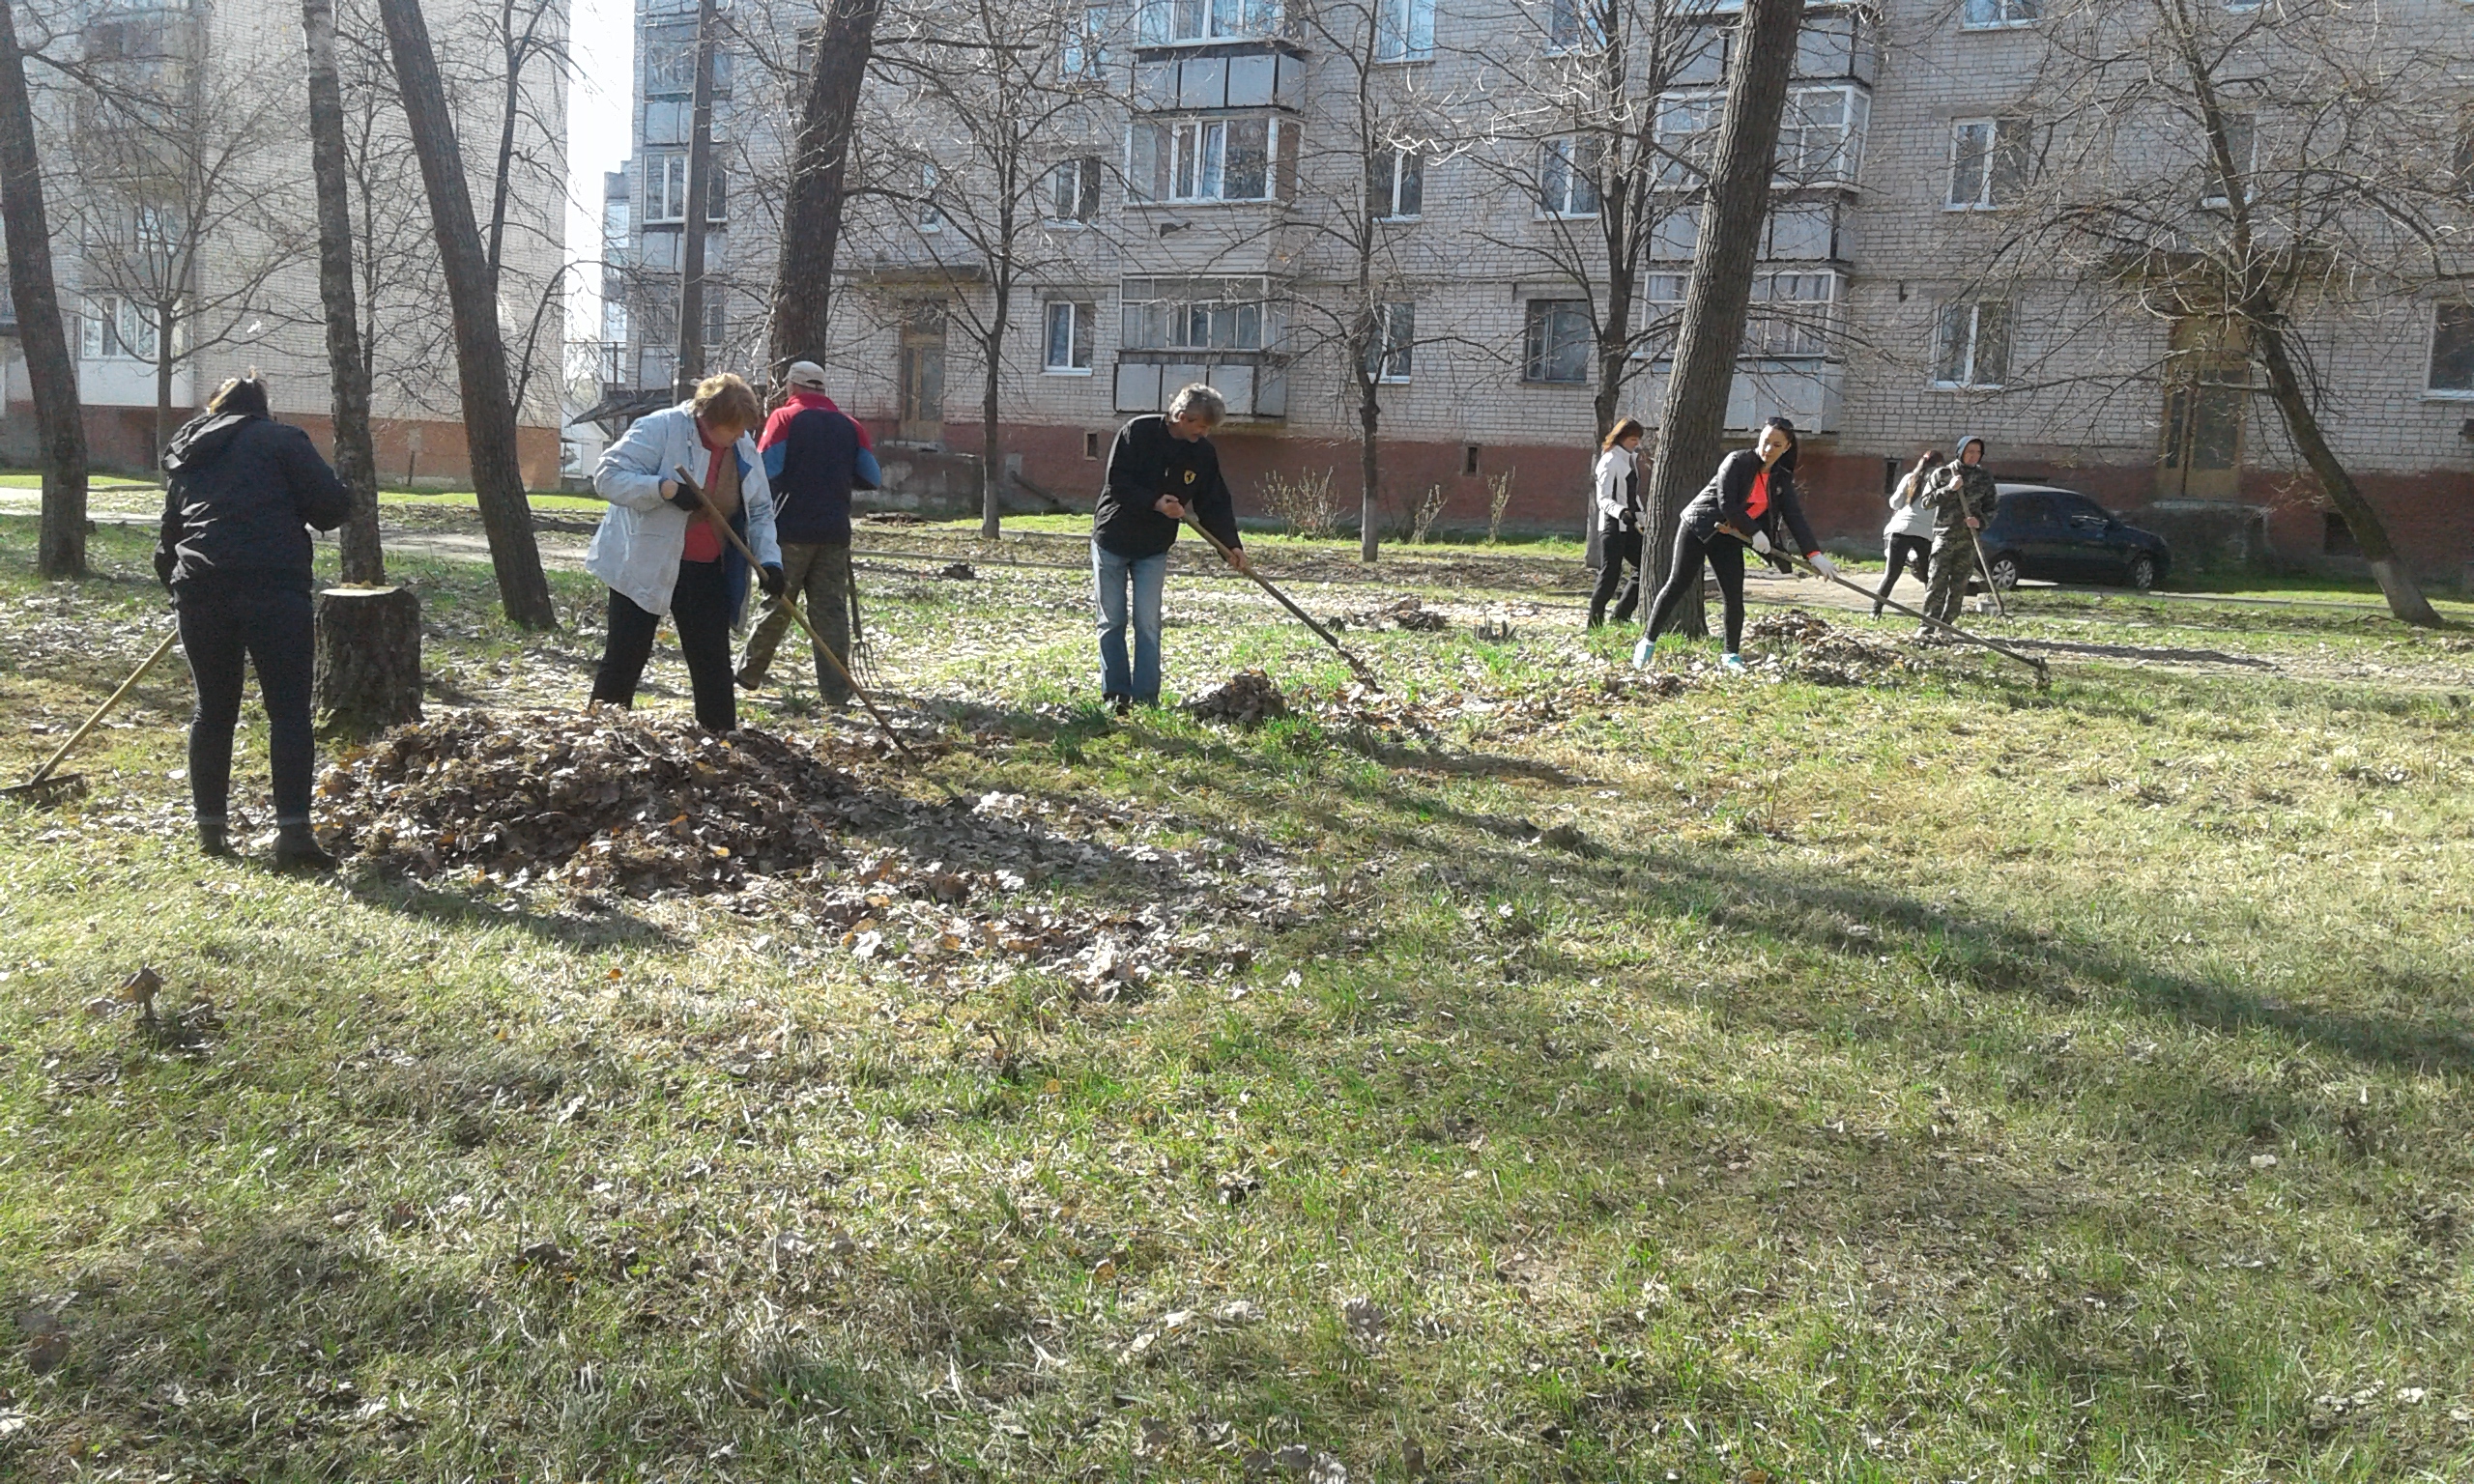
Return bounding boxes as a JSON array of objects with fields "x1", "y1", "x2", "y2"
[{"x1": 1092, "y1": 543, "x2": 1167, "y2": 702}]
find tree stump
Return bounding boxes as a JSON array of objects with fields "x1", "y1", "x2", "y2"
[{"x1": 314, "y1": 585, "x2": 422, "y2": 734}]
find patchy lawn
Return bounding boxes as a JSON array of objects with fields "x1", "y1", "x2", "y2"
[{"x1": 2, "y1": 515, "x2": 2471, "y2": 1483}]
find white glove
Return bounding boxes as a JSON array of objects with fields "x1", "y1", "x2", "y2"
[
  {"x1": 1807, "y1": 552, "x2": 1837, "y2": 578},
  {"x1": 1749, "y1": 529, "x2": 1771, "y2": 556}
]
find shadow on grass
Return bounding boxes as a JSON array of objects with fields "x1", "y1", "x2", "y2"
[{"x1": 341, "y1": 872, "x2": 679, "y2": 950}]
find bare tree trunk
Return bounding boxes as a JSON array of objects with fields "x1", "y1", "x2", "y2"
[
  {"x1": 766, "y1": 0, "x2": 883, "y2": 377},
  {"x1": 154, "y1": 306, "x2": 177, "y2": 475},
  {"x1": 1358, "y1": 375, "x2": 1381, "y2": 561},
  {"x1": 2252, "y1": 314, "x2": 2439, "y2": 626},
  {"x1": 0, "y1": 1, "x2": 88, "y2": 579},
  {"x1": 671, "y1": 0, "x2": 719, "y2": 399},
  {"x1": 305, "y1": 0, "x2": 384, "y2": 583},
  {"x1": 980, "y1": 282, "x2": 1006, "y2": 539},
  {"x1": 377, "y1": 0, "x2": 557, "y2": 629},
  {"x1": 1642, "y1": 0, "x2": 1802, "y2": 640}
]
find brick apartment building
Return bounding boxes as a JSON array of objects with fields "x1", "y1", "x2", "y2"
[
  {"x1": 593, "y1": 0, "x2": 2474, "y2": 577},
  {"x1": 0, "y1": 0, "x2": 568, "y2": 485}
]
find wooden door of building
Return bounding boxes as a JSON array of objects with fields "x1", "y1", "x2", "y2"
[
  {"x1": 2158, "y1": 319, "x2": 2249, "y2": 501},
  {"x1": 898, "y1": 300, "x2": 946, "y2": 443}
]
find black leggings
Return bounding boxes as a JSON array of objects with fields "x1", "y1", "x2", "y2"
[
  {"x1": 592, "y1": 558, "x2": 738, "y2": 732},
  {"x1": 175, "y1": 583, "x2": 317, "y2": 826},
  {"x1": 1643, "y1": 526, "x2": 1747, "y2": 654},
  {"x1": 1589, "y1": 528, "x2": 1645, "y2": 625},
  {"x1": 1876, "y1": 534, "x2": 1931, "y2": 610}
]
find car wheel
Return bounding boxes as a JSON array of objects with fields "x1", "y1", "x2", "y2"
[
  {"x1": 1987, "y1": 554, "x2": 2023, "y2": 589},
  {"x1": 2126, "y1": 554, "x2": 2157, "y2": 591}
]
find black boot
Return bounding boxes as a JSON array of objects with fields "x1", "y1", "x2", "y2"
[
  {"x1": 197, "y1": 818, "x2": 236, "y2": 859},
  {"x1": 274, "y1": 824, "x2": 338, "y2": 872}
]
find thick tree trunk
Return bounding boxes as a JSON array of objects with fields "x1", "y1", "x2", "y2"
[
  {"x1": 377, "y1": 0, "x2": 557, "y2": 630},
  {"x1": 304, "y1": 0, "x2": 384, "y2": 584},
  {"x1": 672, "y1": 0, "x2": 719, "y2": 399},
  {"x1": 2252, "y1": 314, "x2": 2439, "y2": 626},
  {"x1": 1642, "y1": 0, "x2": 1803, "y2": 641},
  {"x1": 315, "y1": 585, "x2": 423, "y2": 733},
  {"x1": 0, "y1": 3, "x2": 89, "y2": 579},
  {"x1": 766, "y1": 0, "x2": 883, "y2": 377}
]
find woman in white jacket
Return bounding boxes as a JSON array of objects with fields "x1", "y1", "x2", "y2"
[
  {"x1": 588, "y1": 373, "x2": 786, "y2": 732},
  {"x1": 1873, "y1": 448, "x2": 1940, "y2": 618},
  {"x1": 1587, "y1": 418, "x2": 1649, "y2": 628}
]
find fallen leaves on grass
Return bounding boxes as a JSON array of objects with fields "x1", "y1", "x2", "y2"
[
  {"x1": 1184, "y1": 671, "x2": 1289, "y2": 726},
  {"x1": 317, "y1": 710, "x2": 855, "y2": 894},
  {"x1": 1742, "y1": 610, "x2": 1924, "y2": 686}
]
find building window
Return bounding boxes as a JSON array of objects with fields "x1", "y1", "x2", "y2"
[
  {"x1": 2431, "y1": 303, "x2": 2474, "y2": 394},
  {"x1": 1137, "y1": 0, "x2": 1280, "y2": 44},
  {"x1": 1048, "y1": 157, "x2": 1101, "y2": 223},
  {"x1": 647, "y1": 154, "x2": 687, "y2": 223},
  {"x1": 1961, "y1": 0, "x2": 2039, "y2": 26},
  {"x1": 1744, "y1": 272, "x2": 1838, "y2": 357},
  {"x1": 1934, "y1": 300, "x2": 2012, "y2": 387},
  {"x1": 642, "y1": 25, "x2": 731, "y2": 96},
  {"x1": 1375, "y1": 0, "x2": 1433, "y2": 60},
  {"x1": 1370, "y1": 147, "x2": 1423, "y2": 220},
  {"x1": 1538, "y1": 136, "x2": 1601, "y2": 217},
  {"x1": 1046, "y1": 300, "x2": 1097, "y2": 372},
  {"x1": 702, "y1": 297, "x2": 726, "y2": 352},
  {"x1": 1062, "y1": 5, "x2": 1112, "y2": 78},
  {"x1": 78, "y1": 297, "x2": 160, "y2": 361},
  {"x1": 1777, "y1": 86, "x2": 1867, "y2": 184},
  {"x1": 1654, "y1": 92, "x2": 1721, "y2": 187},
  {"x1": 603, "y1": 194, "x2": 630, "y2": 254},
  {"x1": 917, "y1": 162, "x2": 942, "y2": 232},
  {"x1": 1121, "y1": 276, "x2": 1274, "y2": 351},
  {"x1": 1643, "y1": 271, "x2": 1840, "y2": 358},
  {"x1": 1523, "y1": 299, "x2": 1591, "y2": 384},
  {"x1": 601, "y1": 300, "x2": 628, "y2": 344},
  {"x1": 1947, "y1": 117, "x2": 2030, "y2": 208},
  {"x1": 1364, "y1": 300, "x2": 1414, "y2": 382},
  {"x1": 1545, "y1": 0, "x2": 1603, "y2": 52},
  {"x1": 1129, "y1": 116, "x2": 1290, "y2": 203},
  {"x1": 2201, "y1": 112, "x2": 2255, "y2": 207}
]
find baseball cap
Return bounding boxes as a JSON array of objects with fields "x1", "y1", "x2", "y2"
[{"x1": 786, "y1": 360, "x2": 828, "y2": 389}]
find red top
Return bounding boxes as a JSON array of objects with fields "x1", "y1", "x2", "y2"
[
  {"x1": 760, "y1": 388, "x2": 876, "y2": 452},
  {"x1": 680, "y1": 438, "x2": 729, "y2": 563},
  {"x1": 1745, "y1": 467, "x2": 1770, "y2": 523}
]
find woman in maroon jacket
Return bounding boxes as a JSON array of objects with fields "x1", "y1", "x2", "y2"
[{"x1": 1637, "y1": 416, "x2": 1837, "y2": 671}]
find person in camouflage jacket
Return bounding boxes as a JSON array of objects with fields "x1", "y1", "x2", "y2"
[{"x1": 1918, "y1": 433, "x2": 1999, "y2": 632}]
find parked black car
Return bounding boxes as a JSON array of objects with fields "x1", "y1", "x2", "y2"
[{"x1": 1978, "y1": 484, "x2": 2172, "y2": 591}]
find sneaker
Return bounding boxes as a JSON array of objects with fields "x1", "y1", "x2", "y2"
[
  {"x1": 273, "y1": 825, "x2": 338, "y2": 873},
  {"x1": 1719, "y1": 652, "x2": 1746, "y2": 673}
]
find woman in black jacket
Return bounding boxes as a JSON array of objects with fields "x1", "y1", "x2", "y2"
[
  {"x1": 154, "y1": 375, "x2": 354, "y2": 868},
  {"x1": 1637, "y1": 416, "x2": 1837, "y2": 671}
]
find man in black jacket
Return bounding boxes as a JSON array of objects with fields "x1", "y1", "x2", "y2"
[
  {"x1": 155, "y1": 374, "x2": 354, "y2": 868},
  {"x1": 1092, "y1": 384, "x2": 1249, "y2": 712}
]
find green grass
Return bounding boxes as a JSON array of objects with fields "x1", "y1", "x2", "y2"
[{"x1": 3, "y1": 517, "x2": 2472, "y2": 1481}]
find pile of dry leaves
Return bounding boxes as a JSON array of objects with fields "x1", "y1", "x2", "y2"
[
  {"x1": 316, "y1": 710, "x2": 855, "y2": 893},
  {"x1": 1333, "y1": 596, "x2": 1448, "y2": 633},
  {"x1": 1744, "y1": 610, "x2": 1923, "y2": 685},
  {"x1": 1184, "y1": 670, "x2": 1289, "y2": 726}
]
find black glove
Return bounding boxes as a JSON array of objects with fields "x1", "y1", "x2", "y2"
[
  {"x1": 758, "y1": 563, "x2": 786, "y2": 599},
  {"x1": 153, "y1": 547, "x2": 176, "y2": 591},
  {"x1": 665, "y1": 481, "x2": 702, "y2": 512}
]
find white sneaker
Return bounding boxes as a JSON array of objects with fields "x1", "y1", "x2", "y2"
[{"x1": 1719, "y1": 652, "x2": 1745, "y2": 673}]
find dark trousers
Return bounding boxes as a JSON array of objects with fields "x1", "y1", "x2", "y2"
[
  {"x1": 1876, "y1": 533, "x2": 1932, "y2": 613},
  {"x1": 175, "y1": 583, "x2": 317, "y2": 826},
  {"x1": 1642, "y1": 526, "x2": 1748, "y2": 653},
  {"x1": 592, "y1": 558, "x2": 737, "y2": 732},
  {"x1": 1588, "y1": 528, "x2": 1645, "y2": 626}
]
